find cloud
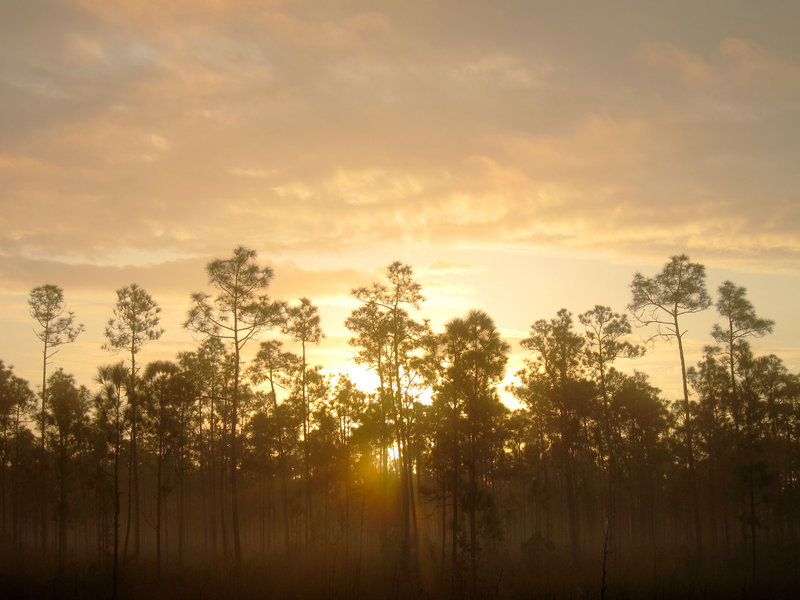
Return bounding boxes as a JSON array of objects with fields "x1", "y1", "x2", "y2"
[
  {"x1": 427, "y1": 259, "x2": 482, "y2": 273},
  {"x1": 637, "y1": 38, "x2": 800, "y2": 91},
  {"x1": 1, "y1": 0, "x2": 799, "y2": 276},
  {"x1": 0, "y1": 252, "x2": 378, "y2": 305},
  {"x1": 0, "y1": 254, "x2": 208, "y2": 297},
  {"x1": 453, "y1": 54, "x2": 550, "y2": 90}
]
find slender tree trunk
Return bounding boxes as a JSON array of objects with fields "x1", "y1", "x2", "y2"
[
  {"x1": 209, "y1": 393, "x2": 218, "y2": 555},
  {"x1": 40, "y1": 336, "x2": 49, "y2": 554},
  {"x1": 156, "y1": 434, "x2": 163, "y2": 577},
  {"x1": 126, "y1": 346, "x2": 141, "y2": 561},
  {"x1": 468, "y1": 423, "x2": 477, "y2": 600},
  {"x1": 113, "y1": 390, "x2": 120, "y2": 600},
  {"x1": 12, "y1": 401, "x2": 22, "y2": 548},
  {"x1": 564, "y1": 446, "x2": 580, "y2": 563},
  {"x1": 220, "y1": 406, "x2": 229, "y2": 560},
  {"x1": 133, "y1": 413, "x2": 140, "y2": 559},
  {"x1": 344, "y1": 452, "x2": 351, "y2": 562},
  {"x1": 1, "y1": 421, "x2": 7, "y2": 536},
  {"x1": 726, "y1": 320, "x2": 749, "y2": 557},
  {"x1": 179, "y1": 405, "x2": 186, "y2": 568},
  {"x1": 265, "y1": 371, "x2": 291, "y2": 553},
  {"x1": 123, "y1": 419, "x2": 134, "y2": 561},
  {"x1": 749, "y1": 463, "x2": 757, "y2": 582},
  {"x1": 231, "y1": 335, "x2": 242, "y2": 571},
  {"x1": 467, "y1": 366, "x2": 479, "y2": 600},
  {"x1": 599, "y1": 357, "x2": 618, "y2": 566},
  {"x1": 451, "y1": 401, "x2": 460, "y2": 597},
  {"x1": 441, "y1": 474, "x2": 447, "y2": 568},
  {"x1": 378, "y1": 365, "x2": 389, "y2": 548},
  {"x1": 267, "y1": 472, "x2": 274, "y2": 553},
  {"x1": 675, "y1": 325, "x2": 703, "y2": 557},
  {"x1": 708, "y1": 449, "x2": 719, "y2": 552},
  {"x1": 393, "y1": 330, "x2": 412, "y2": 551},
  {"x1": 58, "y1": 433, "x2": 66, "y2": 572},
  {"x1": 260, "y1": 468, "x2": 266, "y2": 560},
  {"x1": 302, "y1": 339, "x2": 311, "y2": 549},
  {"x1": 558, "y1": 401, "x2": 580, "y2": 564},
  {"x1": 200, "y1": 397, "x2": 209, "y2": 555}
]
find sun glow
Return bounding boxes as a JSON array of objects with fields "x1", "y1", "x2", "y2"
[{"x1": 323, "y1": 362, "x2": 380, "y2": 395}]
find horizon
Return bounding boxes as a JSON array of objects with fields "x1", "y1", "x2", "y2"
[{"x1": 1, "y1": 248, "x2": 796, "y2": 407}]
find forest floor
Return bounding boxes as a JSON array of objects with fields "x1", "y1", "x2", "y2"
[{"x1": 2, "y1": 544, "x2": 800, "y2": 599}]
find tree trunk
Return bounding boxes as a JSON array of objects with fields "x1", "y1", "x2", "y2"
[
  {"x1": 451, "y1": 400, "x2": 460, "y2": 597},
  {"x1": 40, "y1": 336, "x2": 49, "y2": 554},
  {"x1": 113, "y1": 391, "x2": 120, "y2": 600},
  {"x1": 302, "y1": 339, "x2": 311, "y2": 549},
  {"x1": 58, "y1": 433, "x2": 66, "y2": 572},
  {"x1": 675, "y1": 324, "x2": 703, "y2": 557},
  {"x1": 231, "y1": 336, "x2": 242, "y2": 571},
  {"x1": 156, "y1": 433, "x2": 163, "y2": 577}
]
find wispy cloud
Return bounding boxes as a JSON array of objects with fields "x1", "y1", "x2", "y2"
[{"x1": 4, "y1": 2, "x2": 798, "y2": 271}]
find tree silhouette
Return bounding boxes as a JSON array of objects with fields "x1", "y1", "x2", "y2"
[
  {"x1": 47, "y1": 369, "x2": 89, "y2": 571},
  {"x1": 29, "y1": 284, "x2": 84, "y2": 552},
  {"x1": 0, "y1": 360, "x2": 34, "y2": 547},
  {"x1": 350, "y1": 262, "x2": 428, "y2": 567},
  {"x1": 282, "y1": 297, "x2": 324, "y2": 547},
  {"x1": 579, "y1": 305, "x2": 643, "y2": 558},
  {"x1": 629, "y1": 255, "x2": 711, "y2": 556},
  {"x1": 184, "y1": 246, "x2": 282, "y2": 570},
  {"x1": 179, "y1": 336, "x2": 232, "y2": 557},
  {"x1": 520, "y1": 308, "x2": 588, "y2": 563},
  {"x1": 249, "y1": 340, "x2": 301, "y2": 550},
  {"x1": 142, "y1": 360, "x2": 195, "y2": 575},
  {"x1": 711, "y1": 281, "x2": 774, "y2": 433},
  {"x1": 104, "y1": 283, "x2": 163, "y2": 561},
  {"x1": 434, "y1": 310, "x2": 509, "y2": 598},
  {"x1": 95, "y1": 362, "x2": 127, "y2": 599}
]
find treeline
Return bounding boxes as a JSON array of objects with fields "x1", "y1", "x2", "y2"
[{"x1": 1, "y1": 248, "x2": 799, "y2": 599}]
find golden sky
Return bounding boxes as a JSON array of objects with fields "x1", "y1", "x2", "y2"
[{"x1": 1, "y1": 0, "x2": 798, "y2": 400}]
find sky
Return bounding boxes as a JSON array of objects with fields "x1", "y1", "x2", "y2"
[{"x1": 1, "y1": 0, "x2": 799, "y2": 404}]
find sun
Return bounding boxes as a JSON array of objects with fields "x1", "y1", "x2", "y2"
[{"x1": 322, "y1": 362, "x2": 381, "y2": 395}]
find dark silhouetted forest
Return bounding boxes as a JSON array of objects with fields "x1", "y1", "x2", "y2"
[{"x1": 2, "y1": 249, "x2": 800, "y2": 599}]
